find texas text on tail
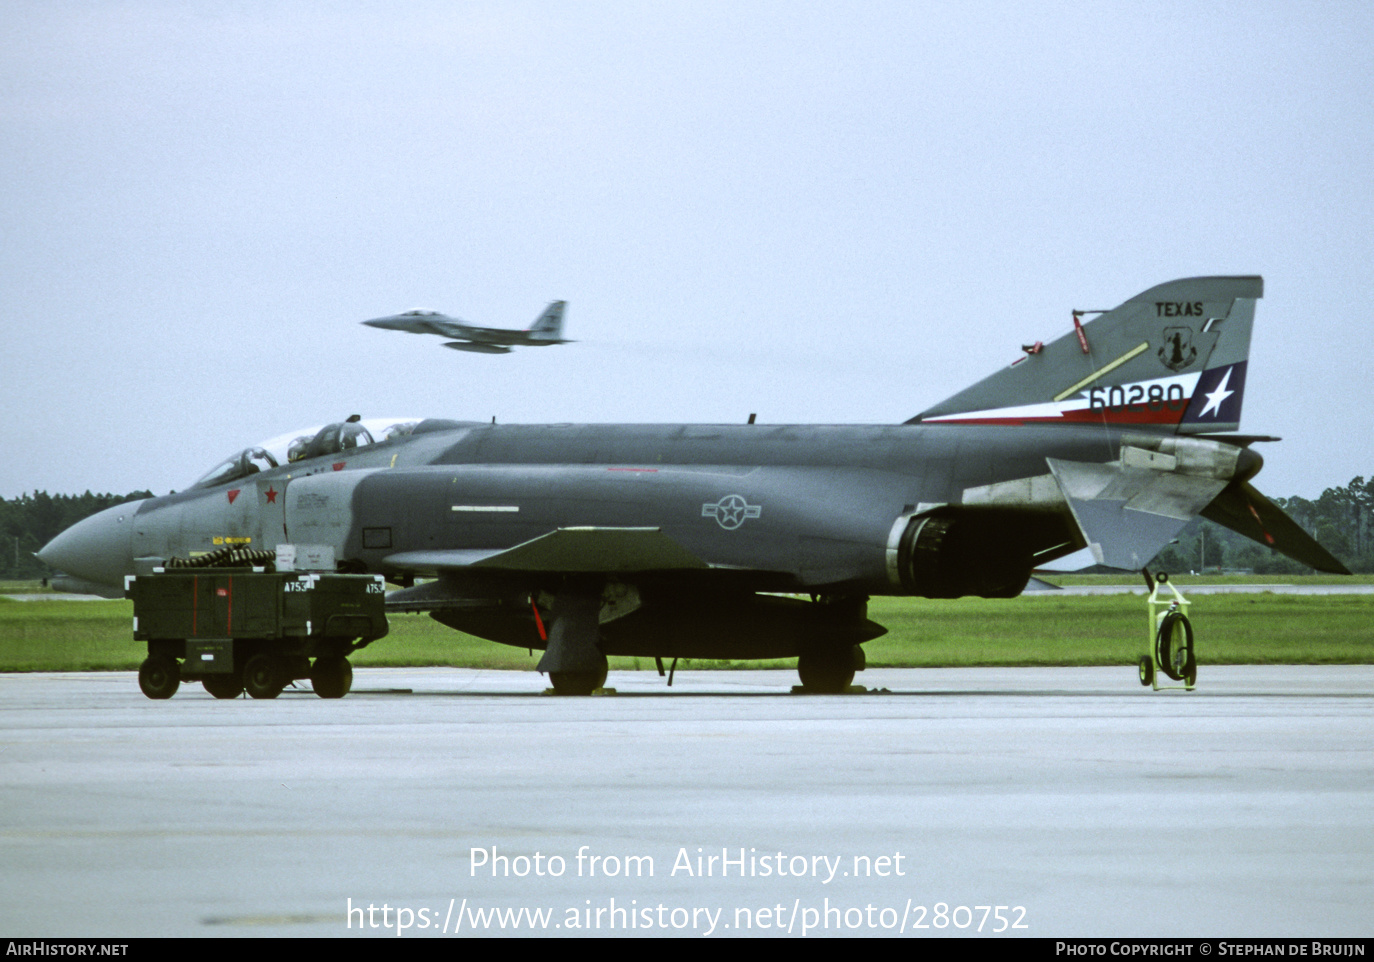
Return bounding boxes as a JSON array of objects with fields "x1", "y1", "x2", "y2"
[
  {"x1": 361, "y1": 300, "x2": 570, "y2": 354},
  {"x1": 40, "y1": 276, "x2": 1345, "y2": 694}
]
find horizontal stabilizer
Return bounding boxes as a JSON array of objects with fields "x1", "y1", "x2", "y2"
[
  {"x1": 1047, "y1": 458, "x2": 1228, "y2": 570},
  {"x1": 1201, "y1": 482, "x2": 1351, "y2": 574},
  {"x1": 386, "y1": 527, "x2": 709, "y2": 574}
]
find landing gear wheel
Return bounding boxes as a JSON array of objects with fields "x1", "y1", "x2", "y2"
[
  {"x1": 243, "y1": 654, "x2": 286, "y2": 699},
  {"x1": 203, "y1": 674, "x2": 243, "y2": 699},
  {"x1": 796, "y1": 647, "x2": 856, "y2": 693},
  {"x1": 548, "y1": 667, "x2": 608, "y2": 695},
  {"x1": 1155, "y1": 611, "x2": 1194, "y2": 682},
  {"x1": 311, "y1": 656, "x2": 353, "y2": 699},
  {"x1": 138, "y1": 656, "x2": 180, "y2": 699},
  {"x1": 1138, "y1": 656, "x2": 1154, "y2": 687}
]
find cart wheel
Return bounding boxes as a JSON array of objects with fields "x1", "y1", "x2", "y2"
[
  {"x1": 203, "y1": 674, "x2": 244, "y2": 699},
  {"x1": 138, "y1": 656, "x2": 180, "y2": 699},
  {"x1": 1155, "y1": 610, "x2": 1194, "y2": 682},
  {"x1": 1138, "y1": 656, "x2": 1154, "y2": 687},
  {"x1": 243, "y1": 654, "x2": 285, "y2": 699},
  {"x1": 310, "y1": 656, "x2": 353, "y2": 699},
  {"x1": 1183, "y1": 648, "x2": 1198, "y2": 689}
]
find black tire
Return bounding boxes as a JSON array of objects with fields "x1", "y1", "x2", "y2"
[
  {"x1": 1138, "y1": 656, "x2": 1154, "y2": 687},
  {"x1": 202, "y1": 675, "x2": 243, "y2": 699},
  {"x1": 138, "y1": 656, "x2": 180, "y2": 700},
  {"x1": 796, "y1": 646, "x2": 856, "y2": 694},
  {"x1": 243, "y1": 654, "x2": 285, "y2": 700},
  {"x1": 548, "y1": 667, "x2": 608, "y2": 695},
  {"x1": 1155, "y1": 611, "x2": 1194, "y2": 682},
  {"x1": 1182, "y1": 648, "x2": 1198, "y2": 688},
  {"x1": 311, "y1": 656, "x2": 353, "y2": 699}
]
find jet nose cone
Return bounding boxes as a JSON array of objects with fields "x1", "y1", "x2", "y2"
[
  {"x1": 362, "y1": 313, "x2": 426, "y2": 330},
  {"x1": 37, "y1": 500, "x2": 145, "y2": 588}
]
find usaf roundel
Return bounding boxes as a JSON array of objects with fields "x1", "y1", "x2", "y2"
[{"x1": 702, "y1": 494, "x2": 762, "y2": 530}]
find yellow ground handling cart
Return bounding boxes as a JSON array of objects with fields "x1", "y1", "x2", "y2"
[{"x1": 1138, "y1": 571, "x2": 1197, "y2": 691}]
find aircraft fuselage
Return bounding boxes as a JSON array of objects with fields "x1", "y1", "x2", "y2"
[{"x1": 43, "y1": 418, "x2": 1150, "y2": 598}]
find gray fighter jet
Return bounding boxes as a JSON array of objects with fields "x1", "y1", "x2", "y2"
[
  {"x1": 362, "y1": 301, "x2": 570, "y2": 354},
  {"x1": 40, "y1": 276, "x2": 1346, "y2": 694}
]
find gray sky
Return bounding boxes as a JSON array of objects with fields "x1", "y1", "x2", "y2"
[{"x1": 3, "y1": 1, "x2": 1371, "y2": 500}]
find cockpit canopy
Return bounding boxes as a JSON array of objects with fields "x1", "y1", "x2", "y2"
[
  {"x1": 288, "y1": 420, "x2": 376, "y2": 463},
  {"x1": 192, "y1": 447, "x2": 280, "y2": 489},
  {"x1": 191, "y1": 417, "x2": 421, "y2": 489}
]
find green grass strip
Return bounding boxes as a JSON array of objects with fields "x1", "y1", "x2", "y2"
[{"x1": 2, "y1": 591, "x2": 1372, "y2": 672}]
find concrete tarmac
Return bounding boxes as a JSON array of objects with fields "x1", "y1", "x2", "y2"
[
  {"x1": 1, "y1": 666, "x2": 1371, "y2": 938},
  {"x1": 1035, "y1": 583, "x2": 1374, "y2": 596}
]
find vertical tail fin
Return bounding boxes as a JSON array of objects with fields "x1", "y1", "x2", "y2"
[
  {"x1": 527, "y1": 301, "x2": 567, "y2": 341},
  {"x1": 909, "y1": 276, "x2": 1262, "y2": 433}
]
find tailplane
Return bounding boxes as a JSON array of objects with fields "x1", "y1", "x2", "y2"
[
  {"x1": 527, "y1": 301, "x2": 568, "y2": 342},
  {"x1": 909, "y1": 276, "x2": 1261, "y2": 434}
]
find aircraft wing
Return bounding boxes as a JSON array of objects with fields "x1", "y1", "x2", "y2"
[{"x1": 384, "y1": 526, "x2": 710, "y2": 574}]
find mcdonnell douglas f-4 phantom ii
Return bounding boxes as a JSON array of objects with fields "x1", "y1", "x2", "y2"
[
  {"x1": 40, "y1": 276, "x2": 1346, "y2": 695},
  {"x1": 362, "y1": 301, "x2": 570, "y2": 354}
]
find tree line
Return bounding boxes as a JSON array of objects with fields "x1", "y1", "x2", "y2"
[
  {"x1": 0, "y1": 491, "x2": 153, "y2": 579},
  {"x1": 3, "y1": 475, "x2": 1372, "y2": 581},
  {"x1": 1124, "y1": 475, "x2": 1373, "y2": 575}
]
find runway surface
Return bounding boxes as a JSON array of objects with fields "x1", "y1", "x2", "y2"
[
  {"x1": 1033, "y1": 583, "x2": 1374, "y2": 596},
  {"x1": 2, "y1": 666, "x2": 1371, "y2": 938}
]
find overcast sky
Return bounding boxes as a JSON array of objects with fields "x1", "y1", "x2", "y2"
[{"x1": 3, "y1": 1, "x2": 1371, "y2": 501}]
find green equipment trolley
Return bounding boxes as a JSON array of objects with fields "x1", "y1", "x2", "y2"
[{"x1": 127, "y1": 568, "x2": 388, "y2": 701}]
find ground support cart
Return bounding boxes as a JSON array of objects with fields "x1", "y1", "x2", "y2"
[
  {"x1": 127, "y1": 570, "x2": 388, "y2": 700},
  {"x1": 1138, "y1": 572, "x2": 1197, "y2": 691}
]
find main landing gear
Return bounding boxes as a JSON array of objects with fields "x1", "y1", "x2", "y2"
[
  {"x1": 527, "y1": 587, "x2": 877, "y2": 695},
  {"x1": 538, "y1": 591, "x2": 611, "y2": 695},
  {"x1": 796, "y1": 644, "x2": 866, "y2": 694},
  {"x1": 547, "y1": 667, "x2": 609, "y2": 696}
]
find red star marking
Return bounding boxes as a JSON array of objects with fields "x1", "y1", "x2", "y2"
[
  {"x1": 265, "y1": 487, "x2": 278, "y2": 503},
  {"x1": 333, "y1": 462, "x2": 346, "y2": 471},
  {"x1": 227, "y1": 489, "x2": 240, "y2": 504}
]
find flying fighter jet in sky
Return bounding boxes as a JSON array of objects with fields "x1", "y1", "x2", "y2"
[
  {"x1": 362, "y1": 301, "x2": 570, "y2": 354},
  {"x1": 40, "y1": 276, "x2": 1346, "y2": 695}
]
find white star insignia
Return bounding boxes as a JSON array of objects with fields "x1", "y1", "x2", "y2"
[{"x1": 1197, "y1": 367, "x2": 1234, "y2": 418}]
